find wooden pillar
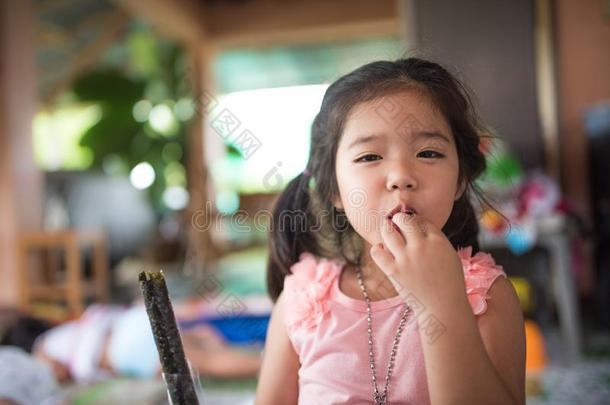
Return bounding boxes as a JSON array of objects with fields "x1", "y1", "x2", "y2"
[
  {"x1": 0, "y1": 1, "x2": 43, "y2": 306},
  {"x1": 555, "y1": 0, "x2": 610, "y2": 221},
  {"x1": 184, "y1": 45, "x2": 220, "y2": 273}
]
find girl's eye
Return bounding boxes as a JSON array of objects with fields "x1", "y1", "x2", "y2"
[
  {"x1": 355, "y1": 154, "x2": 381, "y2": 163},
  {"x1": 417, "y1": 150, "x2": 444, "y2": 159}
]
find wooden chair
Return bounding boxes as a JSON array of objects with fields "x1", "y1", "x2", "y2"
[{"x1": 17, "y1": 229, "x2": 109, "y2": 318}]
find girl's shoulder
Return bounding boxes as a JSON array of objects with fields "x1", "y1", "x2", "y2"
[
  {"x1": 457, "y1": 246, "x2": 507, "y2": 316},
  {"x1": 282, "y1": 253, "x2": 343, "y2": 332},
  {"x1": 284, "y1": 253, "x2": 344, "y2": 290}
]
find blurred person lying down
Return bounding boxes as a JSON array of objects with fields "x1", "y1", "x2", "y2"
[
  {"x1": 0, "y1": 346, "x2": 66, "y2": 405},
  {"x1": 1, "y1": 305, "x2": 262, "y2": 384}
]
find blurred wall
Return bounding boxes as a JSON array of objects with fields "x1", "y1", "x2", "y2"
[
  {"x1": 413, "y1": 0, "x2": 544, "y2": 169},
  {"x1": 556, "y1": 0, "x2": 610, "y2": 219},
  {"x1": 0, "y1": 1, "x2": 42, "y2": 305}
]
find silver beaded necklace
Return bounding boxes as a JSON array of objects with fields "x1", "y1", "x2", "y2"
[{"x1": 356, "y1": 268, "x2": 411, "y2": 405}]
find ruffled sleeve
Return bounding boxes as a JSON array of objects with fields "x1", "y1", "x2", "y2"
[
  {"x1": 282, "y1": 253, "x2": 342, "y2": 334},
  {"x1": 457, "y1": 246, "x2": 507, "y2": 316}
]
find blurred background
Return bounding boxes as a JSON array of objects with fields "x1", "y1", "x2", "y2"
[{"x1": 0, "y1": 0, "x2": 609, "y2": 404}]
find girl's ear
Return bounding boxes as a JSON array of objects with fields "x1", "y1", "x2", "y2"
[{"x1": 455, "y1": 179, "x2": 466, "y2": 200}]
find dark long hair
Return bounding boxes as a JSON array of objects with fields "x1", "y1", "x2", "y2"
[
  {"x1": 0, "y1": 314, "x2": 51, "y2": 353},
  {"x1": 267, "y1": 58, "x2": 494, "y2": 302}
]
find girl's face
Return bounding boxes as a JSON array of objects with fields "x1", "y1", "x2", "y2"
[{"x1": 334, "y1": 90, "x2": 464, "y2": 248}]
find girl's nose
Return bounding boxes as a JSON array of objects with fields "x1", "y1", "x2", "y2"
[{"x1": 386, "y1": 162, "x2": 418, "y2": 191}]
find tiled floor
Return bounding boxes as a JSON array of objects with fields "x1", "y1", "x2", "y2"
[
  {"x1": 526, "y1": 329, "x2": 610, "y2": 404},
  {"x1": 526, "y1": 359, "x2": 610, "y2": 404}
]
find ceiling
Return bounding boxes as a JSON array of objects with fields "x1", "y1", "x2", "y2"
[{"x1": 34, "y1": 0, "x2": 131, "y2": 104}]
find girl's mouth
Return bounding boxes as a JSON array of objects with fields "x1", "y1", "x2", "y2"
[{"x1": 386, "y1": 203, "x2": 417, "y2": 220}]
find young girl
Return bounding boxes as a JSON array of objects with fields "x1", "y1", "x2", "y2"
[{"x1": 255, "y1": 58, "x2": 526, "y2": 404}]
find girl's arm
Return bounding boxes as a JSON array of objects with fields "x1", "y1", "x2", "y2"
[
  {"x1": 374, "y1": 213, "x2": 525, "y2": 404},
  {"x1": 419, "y1": 276, "x2": 526, "y2": 405},
  {"x1": 254, "y1": 291, "x2": 300, "y2": 405}
]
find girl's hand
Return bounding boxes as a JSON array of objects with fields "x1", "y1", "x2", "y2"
[{"x1": 370, "y1": 213, "x2": 467, "y2": 310}]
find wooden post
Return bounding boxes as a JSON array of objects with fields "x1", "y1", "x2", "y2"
[{"x1": 0, "y1": 0, "x2": 43, "y2": 306}]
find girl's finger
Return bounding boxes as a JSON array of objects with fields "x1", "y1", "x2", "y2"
[
  {"x1": 380, "y1": 217, "x2": 406, "y2": 255},
  {"x1": 391, "y1": 212, "x2": 427, "y2": 243},
  {"x1": 370, "y1": 243, "x2": 396, "y2": 274},
  {"x1": 410, "y1": 213, "x2": 445, "y2": 238},
  {"x1": 371, "y1": 244, "x2": 410, "y2": 297}
]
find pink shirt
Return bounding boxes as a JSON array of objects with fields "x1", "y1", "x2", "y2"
[{"x1": 282, "y1": 246, "x2": 506, "y2": 405}]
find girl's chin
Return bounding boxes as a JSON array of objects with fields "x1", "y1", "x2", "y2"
[{"x1": 362, "y1": 237, "x2": 382, "y2": 250}]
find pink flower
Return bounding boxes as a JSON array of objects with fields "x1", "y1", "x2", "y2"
[
  {"x1": 458, "y1": 246, "x2": 506, "y2": 315},
  {"x1": 284, "y1": 253, "x2": 342, "y2": 331}
]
